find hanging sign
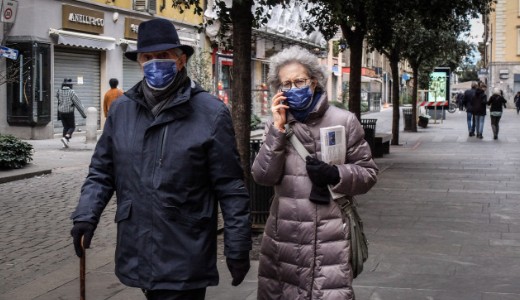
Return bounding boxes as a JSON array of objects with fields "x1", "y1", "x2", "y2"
[
  {"x1": 0, "y1": 45, "x2": 18, "y2": 60},
  {"x1": 1, "y1": 0, "x2": 18, "y2": 23}
]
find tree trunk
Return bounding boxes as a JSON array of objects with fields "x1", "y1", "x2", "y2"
[
  {"x1": 231, "y1": 0, "x2": 253, "y2": 183},
  {"x1": 389, "y1": 55, "x2": 400, "y2": 145},
  {"x1": 341, "y1": 24, "x2": 364, "y2": 121},
  {"x1": 411, "y1": 66, "x2": 419, "y2": 132}
]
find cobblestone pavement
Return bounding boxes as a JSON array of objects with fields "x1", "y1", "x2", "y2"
[
  {"x1": 0, "y1": 166, "x2": 118, "y2": 295},
  {"x1": 2, "y1": 108, "x2": 520, "y2": 299},
  {"x1": 0, "y1": 163, "x2": 262, "y2": 296}
]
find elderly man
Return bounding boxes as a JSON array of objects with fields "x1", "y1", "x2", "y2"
[{"x1": 70, "y1": 18, "x2": 251, "y2": 300}]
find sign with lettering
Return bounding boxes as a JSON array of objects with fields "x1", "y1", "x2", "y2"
[
  {"x1": 62, "y1": 5, "x2": 104, "y2": 34},
  {"x1": 124, "y1": 18, "x2": 143, "y2": 40},
  {"x1": 1, "y1": 0, "x2": 18, "y2": 23}
]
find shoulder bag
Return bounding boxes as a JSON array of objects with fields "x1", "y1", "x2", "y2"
[{"x1": 285, "y1": 127, "x2": 369, "y2": 278}]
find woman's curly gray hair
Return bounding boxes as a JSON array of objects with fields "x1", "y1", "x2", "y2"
[{"x1": 267, "y1": 46, "x2": 327, "y2": 93}]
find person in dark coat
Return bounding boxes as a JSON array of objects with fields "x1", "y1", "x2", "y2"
[
  {"x1": 462, "y1": 82, "x2": 478, "y2": 136},
  {"x1": 456, "y1": 92, "x2": 464, "y2": 110},
  {"x1": 514, "y1": 91, "x2": 520, "y2": 114},
  {"x1": 487, "y1": 88, "x2": 507, "y2": 139},
  {"x1": 70, "y1": 19, "x2": 252, "y2": 300},
  {"x1": 472, "y1": 82, "x2": 488, "y2": 139}
]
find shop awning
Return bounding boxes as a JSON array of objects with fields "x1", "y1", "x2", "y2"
[{"x1": 49, "y1": 28, "x2": 116, "y2": 50}]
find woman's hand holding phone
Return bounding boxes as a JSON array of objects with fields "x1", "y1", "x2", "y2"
[{"x1": 271, "y1": 91, "x2": 289, "y2": 132}]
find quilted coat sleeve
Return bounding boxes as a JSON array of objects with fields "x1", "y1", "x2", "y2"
[
  {"x1": 251, "y1": 122, "x2": 287, "y2": 186},
  {"x1": 209, "y1": 105, "x2": 252, "y2": 259},
  {"x1": 71, "y1": 111, "x2": 116, "y2": 224},
  {"x1": 330, "y1": 114, "x2": 378, "y2": 196}
]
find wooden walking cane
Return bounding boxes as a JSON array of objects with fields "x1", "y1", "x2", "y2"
[{"x1": 80, "y1": 236, "x2": 86, "y2": 300}]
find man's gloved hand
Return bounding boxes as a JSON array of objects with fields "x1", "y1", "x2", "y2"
[
  {"x1": 305, "y1": 156, "x2": 340, "y2": 187},
  {"x1": 70, "y1": 222, "x2": 96, "y2": 257},
  {"x1": 226, "y1": 257, "x2": 250, "y2": 286}
]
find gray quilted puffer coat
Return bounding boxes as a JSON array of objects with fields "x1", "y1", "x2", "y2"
[{"x1": 252, "y1": 93, "x2": 378, "y2": 300}]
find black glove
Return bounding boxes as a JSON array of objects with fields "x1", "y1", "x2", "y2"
[
  {"x1": 309, "y1": 184, "x2": 331, "y2": 204},
  {"x1": 226, "y1": 257, "x2": 250, "y2": 286},
  {"x1": 305, "y1": 156, "x2": 340, "y2": 187},
  {"x1": 70, "y1": 222, "x2": 96, "y2": 257}
]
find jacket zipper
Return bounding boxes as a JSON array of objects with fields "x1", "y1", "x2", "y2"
[
  {"x1": 159, "y1": 126, "x2": 168, "y2": 168},
  {"x1": 310, "y1": 203, "x2": 318, "y2": 299}
]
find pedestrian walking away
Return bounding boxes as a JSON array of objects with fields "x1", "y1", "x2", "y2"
[
  {"x1": 462, "y1": 81, "x2": 477, "y2": 136},
  {"x1": 56, "y1": 78, "x2": 86, "y2": 148},
  {"x1": 70, "y1": 19, "x2": 252, "y2": 300},
  {"x1": 514, "y1": 91, "x2": 520, "y2": 115},
  {"x1": 103, "y1": 78, "x2": 124, "y2": 118},
  {"x1": 471, "y1": 82, "x2": 487, "y2": 139},
  {"x1": 487, "y1": 87, "x2": 507, "y2": 140},
  {"x1": 456, "y1": 92, "x2": 464, "y2": 111},
  {"x1": 251, "y1": 46, "x2": 378, "y2": 300}
]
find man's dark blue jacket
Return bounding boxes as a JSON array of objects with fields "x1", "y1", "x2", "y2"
[{"x1": 72, "y1": 79, "x2": 251, "y2": 290}]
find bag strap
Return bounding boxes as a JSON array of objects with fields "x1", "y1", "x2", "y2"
[{"x1": 285, "y1": 124, "x2": 310, "y2": 160}]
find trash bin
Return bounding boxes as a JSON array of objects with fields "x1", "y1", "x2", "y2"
[
  {"x1": 418, "y1": 115, "x2": 430, "y2": 128},
  {"x1": 360, "y1": 118, "x2": 377, "y2": 155},
  {"x1": 402, "y1": 108, "x2": 412, "y2": 131},
  {"x1": 249, "y1": 139, "x2": 273, "y2": 232}
]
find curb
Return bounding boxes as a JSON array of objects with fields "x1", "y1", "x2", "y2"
[{"x1": 0, "y1": 168, "x2": 52, "y2": 184}]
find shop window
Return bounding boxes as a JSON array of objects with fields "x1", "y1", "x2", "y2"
[{"x1": 6, "y1": 42, "x2": 51, "y2": 126}]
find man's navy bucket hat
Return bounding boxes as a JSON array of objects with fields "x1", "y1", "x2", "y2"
[{"x1": 124, "y1": 18, "x2": 194, "y2": 61}]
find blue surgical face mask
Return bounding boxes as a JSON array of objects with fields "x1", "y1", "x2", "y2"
[
  {"x1": 143, "y1": 59, "x2": 177, "y2": 90},
  {"x1": 284, "y1": 86, "x2": 314, "y2": 110}
]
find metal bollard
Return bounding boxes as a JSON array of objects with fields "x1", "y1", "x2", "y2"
[{"x1": 85, "y1": 107, "x2": 98, "y2": 143}]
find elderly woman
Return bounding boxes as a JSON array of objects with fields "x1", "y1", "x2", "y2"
[{"x1": 252, "y1": 46, "x2": 378, "y2": 300}]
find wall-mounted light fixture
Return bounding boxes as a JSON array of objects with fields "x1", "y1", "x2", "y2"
[{"x1": 112, "y1": 12, "x2": 119, "y2": 23}]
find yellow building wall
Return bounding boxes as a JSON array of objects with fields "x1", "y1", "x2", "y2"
[
  {"x1": 502, "y1": 0, "x2": 520, "y2": 61},
  {"x1": 157, "y1": 2, "x2": 204, "y2": 26},
  {"x1": 90, "y1": 0, "x2": 132, "y2": 9},
  {"x1": 89, "y1": 1, "x2": 203, "y2": 25},
  {"x1": 490, "y1": 0, "x2": 520, "y2": 62}
]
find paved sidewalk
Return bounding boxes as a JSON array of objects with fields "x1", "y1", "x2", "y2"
[{"x1": 1, "y1": 107, "x2": 520, "y2": 299}]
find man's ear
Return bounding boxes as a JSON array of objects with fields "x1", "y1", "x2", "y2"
[{"x1": 178, "y1": 54, "x2": 188, "y2": 70}]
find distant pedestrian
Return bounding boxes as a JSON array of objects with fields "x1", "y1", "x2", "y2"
[
  {"x1": 514, "y1": 91, "x2": 520, "y2": 114},
  {"x1": 56, "y1": 78, "x2": 86, "y2": 148},
  {"x1": 462, "y1": 82, "x2": 478, "y2": 136},
  {"x1": 487, "y1": 88, "x2": 507, "y2": 140},
  {"x1": 456, "y1": 92, "x2": 464, "y2": 110},
  {"x1": 472, "y1": 82, "x2": 487, "y2": 139},
  {"x1": 102, "y1": 78, "x2": 123, "y2": 117}
]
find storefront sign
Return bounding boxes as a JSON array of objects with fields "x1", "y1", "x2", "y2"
[
  {"x1": 124, "y1": 18, "x2": 143, "y2": 40},
  {"x1": 62, "y1": 5, "x2": 104, "y2": 34}
]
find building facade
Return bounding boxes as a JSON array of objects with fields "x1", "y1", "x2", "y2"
[
  {"x1": 0, "y1": 0, "x2": 203, "y2": 139},
  {"x1": 486, "y1": 0, "x2": 520, "y2": 104}
]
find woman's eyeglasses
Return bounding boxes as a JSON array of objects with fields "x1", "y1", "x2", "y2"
[{"x1": 280, "y1": 78, "x2": 311, "y2": 92}]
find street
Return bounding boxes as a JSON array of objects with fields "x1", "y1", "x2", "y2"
[{"x1": 1, "y1": 107, "x2": 520, "y2": 299}]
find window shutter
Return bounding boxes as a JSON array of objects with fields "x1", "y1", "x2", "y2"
[
  {"x1": 148, "y1": 0, "x2": 157, "y2": 13},
  {"x1": 134, "y1": 0, "x2": 147, "y2": 11}
]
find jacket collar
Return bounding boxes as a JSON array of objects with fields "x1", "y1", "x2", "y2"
[{"x1": 125, "y1": 79, "x2": 200, "y2": 124}]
